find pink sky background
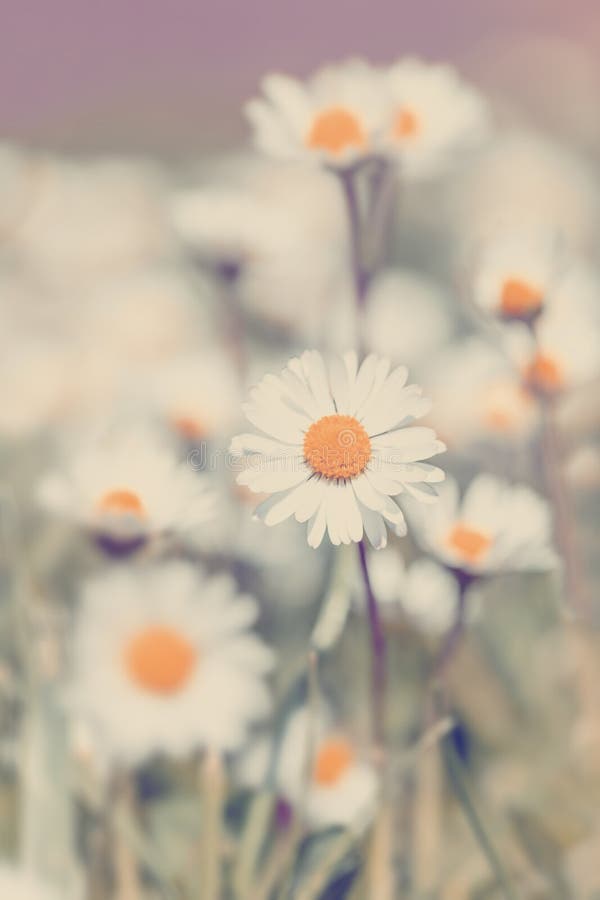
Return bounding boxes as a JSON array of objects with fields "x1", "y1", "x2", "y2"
[{"x1": 1, "y1": 0, "x2": 598, "y2": 154}]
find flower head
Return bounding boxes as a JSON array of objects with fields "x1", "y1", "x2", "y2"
[
  {"x1": 246, "y1": 60, "x2": 388, "y2": 169},
  {"x1": 38, "y1": 427, "x2": 214, "y2": 552},
  {"x1": 473, "y1": 230, "x2": 564, "y2": 322},
  {"x1": 383, "y1": 58, "x2": 490, "y2": 177},
  {"x1": 426, "y1": 337, "x2": 540, "y2": 450},
  {"x1": 231, "y1": 351, "x2": 445, "y2": 549},
  {"x1": 405, "y1": 474, "x2": 557, "y2": 576},
  {"x1": 67, "y1": 562, "x2": 274, "y2": 765}
]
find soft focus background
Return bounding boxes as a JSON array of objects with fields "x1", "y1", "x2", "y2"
[
  {"x1": 2, "y1": 4, "x2": 600, "y2": 900},
  {"x1": 2, "y1": 0, "x2": 600, "y2": 154}
]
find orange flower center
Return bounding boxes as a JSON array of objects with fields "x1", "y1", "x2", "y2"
[
  {"x1": 97, "y1": 489, "x2": 145, "y2": 517},
  {"x1": 393, "y1": 107, "x2": 420, "y2": 138},
  {"x1": 446, "y1": 523, "x2": 492, "y2": 564},
  {"x1": 171, "y1": 415, "x2": 205, "y2": 441},
  {"x1": 307, "y1": 107, "x2": 367, "y2": 155},
  {"x1": 500, "y1": 278, "x2": 543, "y2": 318},
  {"x1": 124, "y1": 625, "x2": 197, "y2": 695},
  {"x1": 525, "y1": 353, "x2": 563, "y2": 393},
  {"x1": 303, "y1": 414, "x2": 371, "y2": 479},
  {"x1": 313, "y1": 737, "x2": 355, "y2": 786},
  {"x1": 482, "y1": 384, "x2": 533, "y2": 432}
]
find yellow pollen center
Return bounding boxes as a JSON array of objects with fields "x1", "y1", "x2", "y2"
[
  {"x1": 525, "y1": 353, "x2": 563, "y2": 393},
  {"x1": 171, "y1": 414, "x2": 205, "y2": 440},
  {"x1": 303, "y1": 414, "x2": 371, "y2": 479},
  {"x1": 97, "y1": 489, "x2": 145, "y2": 517},
  {"x1": 500, "y1": 278, "x2": 543, "y2": 318},
  {"x1": 393, "y1": 107, "x2": 420, "y2": 138},
  {"x1": 447, "y1": 523, "x2": 492, "y2": 564},
  {"x1": 313, "y1": 737, "x2": 355, "y2": 786},
  {"x1": 124, "y1": 625, "x2": 197, "y2": 695},
  {"x1": 307, "y1": 107, "x2": 367, "y2": 155},
  {"x1": 483, "y1": 384, "x2": 532, "y2": 432}
]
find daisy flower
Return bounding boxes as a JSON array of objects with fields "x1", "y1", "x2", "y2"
[
  {"x1": 149, "y1": 350, "x2": 241, "y2": 444},
  {"x1": 67, "y1": 562, "x2": 274, "y2": 765},
  {"x1": 364, "y1": 268, "x2": 453, "y2": 370},
  {"x1": 426, "y1": 337, "x2": 540, "y2": 450},
  {"x1": 230, "y1": 351, "x2": 446, "y2": 550},
  {"x1": 364, "y1": 549, "x2": 463, "y2": 635},
  {"x1": 246, "y1": 59, "x2": 388, "y2": 169},
  {"x1": 37, "y1": 427, "x2": 214, "y2": 553},
  {"x1": 0, "y1": 867, "x2": 60, "y2": 900},
  {"x1": 507, "y1": 265, "x2": 600, "y2": 396},
  {"x1": 383, "y1": 58, "x2": 490, "y2": 178},
  {"x1": 405, "y1": 474, "x2": 557, "y2": 576},
  {"x1": 472, "y1": 229, "x2": 564, "y2": 322},
  {"x1": 238, "y1": 708, "x2": 378, "y2": 832}
]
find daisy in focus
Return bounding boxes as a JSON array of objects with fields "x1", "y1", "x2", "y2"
[
  {"x1": 426, "y1": 337, "x2": 540, "y2": 451},
  {"x1": 239, "y1": 708, "x2": 378, "y2": 832},
  {"x1": 0, "y1": 867, "x2": 60, "y2": 900},
  {"x1": 405, "y1": 474, "x2": 557, "y2": 576},
  {"x1": 67, "y1": 562, "x2": 274, "y2": 766},
  {"x1": 383, "y1": 57, "x2": 490, "y2": 178},
  {"x1": 38, "y1": 427, "x2": 214, "y2": 553},
  {"x1": 246, "y1": 59, "x2": 388, "y2": 169},
  {"x1": 472, "y1": 230, "x2": 564, "y2": 322},
  {"x1": 231, "y1": 351, "x2": 446, "y2": 549}
]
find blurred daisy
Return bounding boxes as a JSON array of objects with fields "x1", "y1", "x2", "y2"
[
  {"x1": 15, "y1": 158, "x2": 170, "y2": 281},
  {"x1": 365, "y1": 549, "x2": 462, "y2": 635},
  {"x1": 405, "y1": 474, "x2": 557, "y2": 576},
  {"x1": 426, "y1": 337, "x2": 539, "y2": 450},
  {"x1": 231, "y1": 351, "x2": 445, "y2": 549},
  {"x1": 383, "y1": 58, "x2": 489, "y2": 177},
  {"x1": 246, "y1": 59, "x2": 388, "y2": 169},
  {"x1": 0, "y1": 867, "x2": 60, "y2": 900},
  {"x1": 472, "y1": 230, "x2": 564, "y2": 322},
  {"x1": 67, "y1": 562, "x2": 274, "y2": 765},
  {"x1": 364, "y1": 268, "x2": 453, "y2": 370},
  {"x1": 239, "y1": 708, "x2": 378, "y2": 831},
  {"x1": 38, "y1": 427, "x2": 214, "y2": 552},
  {"x1": 508, "y1": 267, "x2": 600, "y2": 396},
  {"x1": 149, "y1": 351, "x2": 241, "y2": 444}
]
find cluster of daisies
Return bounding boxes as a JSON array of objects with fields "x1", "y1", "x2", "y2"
[{"x1": 0, "y1": 52, "x2": 598, "y2": 898}]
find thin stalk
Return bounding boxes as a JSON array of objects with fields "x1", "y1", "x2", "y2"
[
  {"x1": 539, "y1": 397, "x2": 590, "y2": 620},
  {"x1": 357, "y1": 541, "x2": 386, "y2": 753},
  {"x1": 441, "y1": 733, "x2": 519, "y2": 900},
  {"x1": 199, "y1": 750, "x2": 226, "y2": 900},
  {"x1": 113, "y1": 774, "x2": 142, "y2": 900},
  {"x1": 431, "y1": 572, "x2": 471, "y2": 685}
]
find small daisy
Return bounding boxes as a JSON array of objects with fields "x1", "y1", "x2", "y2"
[
  {"x1": 472, "y1": 229, "x2": 564, "y2": 322},
  {"x1": 67, "y1": 562, "x2": 274, "y2": 765},
  {"x1": 246, "y1": 59, "x2": 388, "y2": 169},
  {"x1": 426, "y1": 337, "x2": 540, "y2": 450},
  {"x1": 0, "y1": 866, "x2": 60, "y2": 900},
  {"x1": 149, "y1": 351, "x2": 241, "y2": 444},
  {"x1": 383, "y1": 58, "x2": 490, "y2": 177},
  {"x1": 231, "y1": 351, "x2": 446, "y2": 550},
  {"x1": 238, "y1": 709, "x2": 378, "y2": 832},
  {"x1": 38, "y1": 427, "x2": 214, "y2": 552},
  {"x1": 405, "y1": 474, "x2": 557, "y2": 576},
  {"x1": 364, "y1": 268, "x2": 453, "y2": 370},
  {"x1": 365, "y1": 549, "x2": 462, "y2": 635},
  {"x1": 507, "y1": 266, "x2": 600, "y2": 396}
]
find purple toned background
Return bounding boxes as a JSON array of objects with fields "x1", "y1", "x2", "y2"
[{"x1": 1, "y1": 0, "x2": 598, "y2": 154}]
